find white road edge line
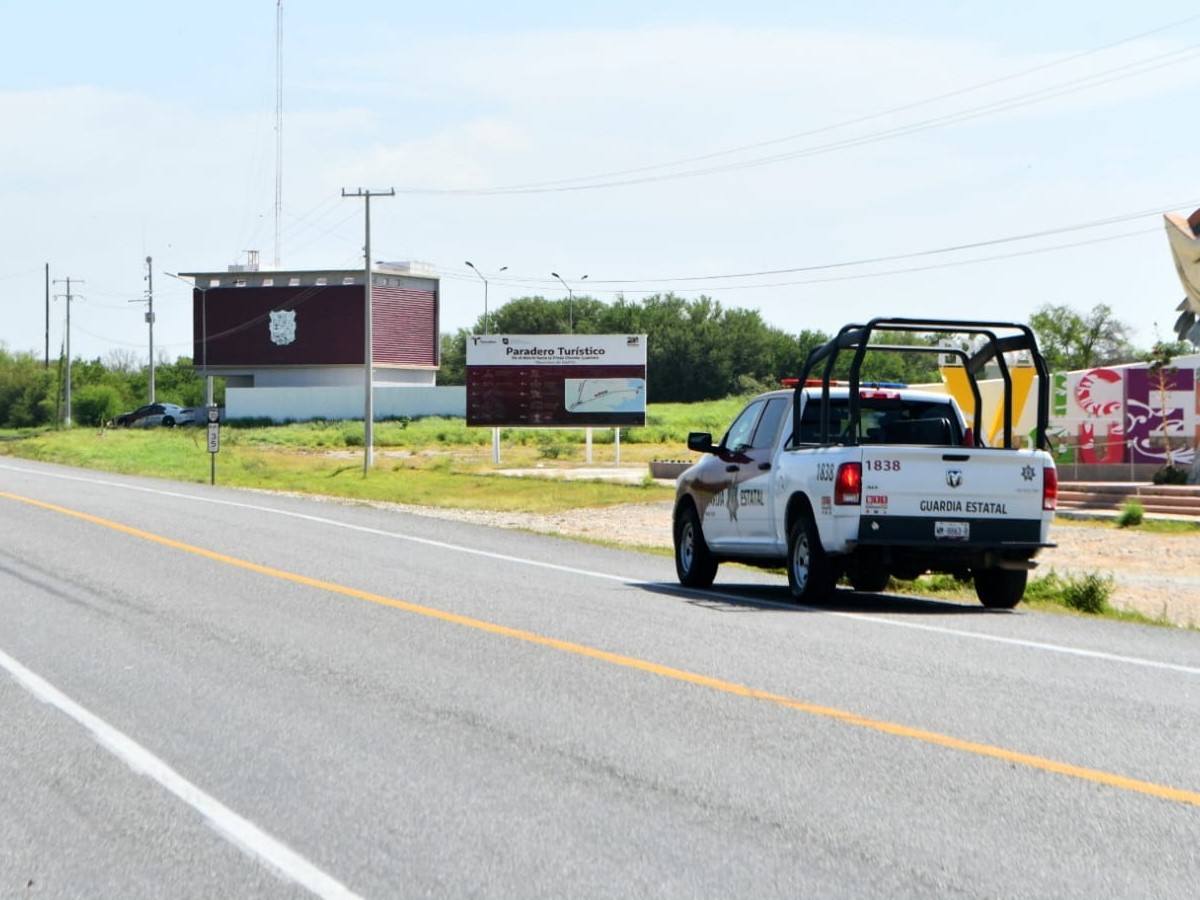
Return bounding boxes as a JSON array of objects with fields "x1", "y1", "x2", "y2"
[
  {"x1": 4, "y1": 462, "x2": 1200, "y2": 678},
  {"x1": 0, "y1": 646, "x2": 362, "y2": 900}
]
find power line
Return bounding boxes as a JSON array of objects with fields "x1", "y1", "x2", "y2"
[
  {"x1": 434, "y1": 196, "x2": 1198, "y2": 294},
  {"x1": 395, "y1": 22, "x2": 1200, "y2": 196},
  {"x1": 580, "y1": 197, "x2": 1200, "y2": 285},
  {"x1": 648, "y1": 227, "x2": 1161, "y2": 294}
]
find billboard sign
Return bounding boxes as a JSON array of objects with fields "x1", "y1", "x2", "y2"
[{"x1": 466, "y1": 334, "x2": 647, "y2": 427}]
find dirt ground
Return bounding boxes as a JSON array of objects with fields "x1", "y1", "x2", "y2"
[{"x1": 391, "y1": 499, "x2": 1200, "y2": 628}]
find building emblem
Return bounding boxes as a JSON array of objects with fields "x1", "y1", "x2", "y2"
[{"x1": 269, "y1": 309, "x2": 297, "y2": 346}]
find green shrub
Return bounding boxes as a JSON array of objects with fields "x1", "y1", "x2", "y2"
[
  {"x1": 1023, "y1": 570, "x2": 1066, "y2": 602},
  {"x1": 1062, "y1": 572, "x2": 1113, "y2": 614},
  {"x1": 1153, "y1": 465, "x2": 1188, "y2": 485},
  {"x1": 1023, "y1": 569, "x2": 1114, "y2": 615},
  {"x1": 1116, "y1": 500, "x2": 1144, "y2": 528},
  {"x1": 537, "y1": 440, "x2": 575, "y2": 460},
  {"x1": 74, "y1": 385, "x2": 125, "y2": 427},
  {"x1": 919, "y1": 573, "x2": 969, "y2": 592}
]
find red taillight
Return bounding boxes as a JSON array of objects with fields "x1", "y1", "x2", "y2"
[
  {"x1": 835, "y1": 462, "x2": 862, "y2": 505},
  {"x1": 1043, "y1": 465, "x2": 1058, "y2": 511}
]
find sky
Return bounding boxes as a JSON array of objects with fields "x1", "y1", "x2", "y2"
[{"x1": 2, "y1": 1, "x2": 1199, "y2": 365}]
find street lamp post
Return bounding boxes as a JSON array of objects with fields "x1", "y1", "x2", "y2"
[
  {"x1": 465, "y1": 261, "x2": 507, "y2": 334},
  {"x1": 550, "y1": 272, "x2": 588, "y2": 333}
]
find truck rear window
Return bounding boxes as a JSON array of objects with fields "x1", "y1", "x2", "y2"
[{"x1": 796, "y1": 398, "x2": 963, "y2": 446}]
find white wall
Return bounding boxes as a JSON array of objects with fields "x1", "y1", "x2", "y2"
[
  {"x1": 226, "y1": 385, "x2": 465, "y2": 422},
  {"x1": 223, "y1": 366, "x2": 436, "y2": 388}
]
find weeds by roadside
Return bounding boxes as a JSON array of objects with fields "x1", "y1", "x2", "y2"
[
  {"x1": 884, "y1": 567, "x2": 1168, "y2": 624},
  {"x1": 1116, "y1": 500, "x2": 1144, "y2": 528}
]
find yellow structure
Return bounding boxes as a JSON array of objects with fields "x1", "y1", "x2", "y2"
[{"x1": 938, "y1": 354, "x2": 1036, "y2": 447}]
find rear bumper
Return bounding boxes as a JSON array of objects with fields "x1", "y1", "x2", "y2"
[{"x1": 853, "y1": 515, "x2": 1047, "y2": 547}]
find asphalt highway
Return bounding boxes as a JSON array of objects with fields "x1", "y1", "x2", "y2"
[{"x1": 2, "y1": 458, "x2": 1199, "y2": 898}]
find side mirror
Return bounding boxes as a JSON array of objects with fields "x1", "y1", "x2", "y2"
[{"x1": 687, "y1": 431, "x2": 715, "y2": 454}]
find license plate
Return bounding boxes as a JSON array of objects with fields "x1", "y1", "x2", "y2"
[{"x1": 935, "y1": 521, "x2": 969, "y2": 541}]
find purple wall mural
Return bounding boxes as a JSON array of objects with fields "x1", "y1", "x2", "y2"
[{"x1": 1048, "y1": 362, "x2": 1199, "y2": 467}]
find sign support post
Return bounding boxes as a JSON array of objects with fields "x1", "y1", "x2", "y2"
[{"x1": 206, "y1": 405, "x2": 220, "y2": 485}]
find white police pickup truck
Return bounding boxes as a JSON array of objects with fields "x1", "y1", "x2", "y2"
[{"x1": 672, "y1": 318, "x2": 1058, "y2": 608}]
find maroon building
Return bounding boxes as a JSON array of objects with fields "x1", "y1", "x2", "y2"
[{"x1": 181, "y1": 262, "x2": 452, "y2": 421}]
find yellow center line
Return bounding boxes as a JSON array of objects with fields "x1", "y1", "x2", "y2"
[{"x1": 6, "y1": 489, "x2": 1200, "y2": 809}]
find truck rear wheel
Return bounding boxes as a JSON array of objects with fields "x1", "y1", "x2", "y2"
[
  {"x1": 849, "y1": 568, "x2": 891, "y2": 594},
  {"x1": 787, "y1": 512, "x2": 836, "y2": 603},
  {"x1": 974, "y1": 568, "x2": 1027, "y2": 609},
  {"x1": 675, "y1": 503, "x2": 718, "y2": 588}
]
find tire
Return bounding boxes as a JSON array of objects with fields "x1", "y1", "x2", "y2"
[
  {"x1": 786, "y1": 510, "x2": 836, "y2": 603},
  {"x1": 849, "y1": 567, "x2": 891, "y2": 594},
  {"x1": 974, "y1": 567, "x2": 1027, "y2": 609},
  {"x1": 674, "y1": 503, "x2": 718, "y2": 588},
  {"x1": 891, "y1": 565, "x2": 926, "y2": 582},
  {"x1": 161, "y1": 416, "x2": 175, "y2": 427}
]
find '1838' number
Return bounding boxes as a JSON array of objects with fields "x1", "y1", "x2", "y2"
[
  {"x1": 816, "y1": 463, "x2": 835, "y2": 481},
  {"x1": 865, "y1": 459, "x2": 901, "y2": 472}
]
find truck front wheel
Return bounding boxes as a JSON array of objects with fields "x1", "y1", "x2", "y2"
[
  {"x1": 974, "y1": 568, "x2": 1027, "y2": 609},
  {"x1": 675, "y1": 503, "x2": 718, "y2": 588},
  {"x1": 787, "y1": 512, "x2": 836, "y2": 603}
]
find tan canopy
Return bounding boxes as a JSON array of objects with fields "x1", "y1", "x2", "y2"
[{"x1": 1165, "y1": 208, "x2": 1200, "y2": 343}]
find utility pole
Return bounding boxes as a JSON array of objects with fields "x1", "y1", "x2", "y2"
[
  {"x1": 130, "y1": 256, "x2": 155, "y2": 402},
  {"x1": 147, "y1": 257, "x2": 155, "y2": 402},
  {"x1": 44, "y1": 263, "x2": 50, "y2": 368},
  {"x1": 341, "y1": 187, "x2": 394, "y2": 472},
  {"x1": 52, "y1": 277, "x2": 81, "y2": 426}
]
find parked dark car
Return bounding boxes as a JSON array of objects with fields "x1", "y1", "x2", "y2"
[{"x1": 114, "y1": 403, "x2": 190, "y2": 428}]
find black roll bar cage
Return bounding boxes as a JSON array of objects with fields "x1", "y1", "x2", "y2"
[{"x1": 791, "y1": 317, "x2": 1051, "y2": 451}]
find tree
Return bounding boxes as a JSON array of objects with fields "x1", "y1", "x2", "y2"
[
  {"x1": 1029, "y1": 303, "x2": 1135, "y2": 371},
  {"x1": 0, "y1": 347, "x2": 56, "y2": 427},
  {"x1": 103, "y1": 348, "x2": 140, "y2": 375},
  {"x1": 438, "y1": 292, "x2": 838, "y2": 402},
  {"x1": 74, "y1": 384, "x2": 124, "y2": 427},
  {"x1": 489, "y1": 295, "x2": 607, "y2": 335},
  {"x1": 438, "y1": 330, "x2": 469, "y2": 386},
  {"x1": 1145, "y1": 340, "x2": 1193, "y2": 481}
]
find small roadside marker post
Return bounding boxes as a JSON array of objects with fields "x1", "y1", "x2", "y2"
[{"x1": 206, "y1": 406, "x2": 220, "y2": 485}]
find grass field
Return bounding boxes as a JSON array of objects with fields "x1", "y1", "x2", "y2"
[{"x1": 0, "y1": 409, "x2": 725, "y2": 512}]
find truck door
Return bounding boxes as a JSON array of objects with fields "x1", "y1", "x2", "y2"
[
  {"x1": 693, "y1": 398, "x2": 767, "y2": 551},
  {"x1": 728, "y1": 395, "x2": 790, "y2": 550}
]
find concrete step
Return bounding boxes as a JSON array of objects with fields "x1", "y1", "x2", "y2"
[{"x1": 1058, "y1": 482, "x2": 1200, "y2": 518}]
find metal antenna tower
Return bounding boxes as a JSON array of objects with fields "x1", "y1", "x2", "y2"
[{"x1": 274, "y1": 0, "x2": 284, "y2": 268}]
